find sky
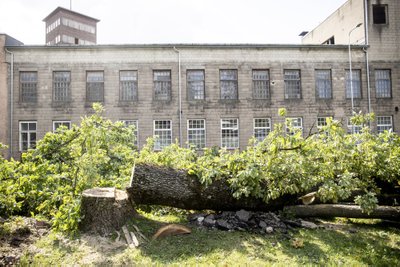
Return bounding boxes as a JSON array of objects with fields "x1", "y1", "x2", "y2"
[{"x1": 0, "y1": 0, "x2": 348, "y2": 45}]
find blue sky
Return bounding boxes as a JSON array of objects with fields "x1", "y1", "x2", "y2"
[{"x1": 0, "y1": 0, "x2": 348, "y2": 45}]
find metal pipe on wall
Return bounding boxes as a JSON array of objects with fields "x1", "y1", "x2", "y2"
[
  {"x1": 173, "y1": 47, "x2": 182, "y2": 147},
  {"x1": 5, "y1": 48, "x2": 14, "y2": 158},
  {"x1": 364, "y1": 0, "x2": 372, "y2": 115}
]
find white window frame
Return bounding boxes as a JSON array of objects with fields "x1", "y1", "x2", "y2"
[
  {"x1": 377, "y1": 116, "x2": 393, "y2": 134},
  {"x1": 53, "y1": 121, "x2": 71, "y2": 132},
  {"x1": 122, "y1": 120, "x2": 139, "y2": 147},
  {"x1": 19, "y1": 121, "x2": 37, "y2": 152},
  {"x1": 153, "y1": 120, "x2": 172, "y2": 150},
  {"x1": 347, "y1": 119, "x2": 362, "y2": 134},
  {"x1": 286, "y1": 117, "x2": 303, "y2": 136},
  {"x1": 187, "y1": 119, "x2": 206, "y2": 149},
  {"x1": 221, "y1": 118, "x2": 239, "y2": 149},
  {"x1": 253, "y1": 118, "x2": 271, "y2": 142}
]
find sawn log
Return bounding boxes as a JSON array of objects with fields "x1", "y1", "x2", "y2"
[{"x1": 126, "y1": 163, "x2": 297, "y2": 211}]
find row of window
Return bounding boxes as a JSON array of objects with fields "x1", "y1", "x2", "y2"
[
  {"x1": 19, "y1": 116, "x2": 394, "y2": 152},
  {"x1": 46, "y1": 17, "x2": 95, "y2": 34},
  {"x1": 19, "y1": 68, "x2": 393, "y2": 103}
]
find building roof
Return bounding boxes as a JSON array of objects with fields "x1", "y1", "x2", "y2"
[{"x1": 42, "y1": 6, "x2": 100, "y2": 23}]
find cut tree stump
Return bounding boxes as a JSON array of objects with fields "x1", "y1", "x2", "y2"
[
  {"x1": 126, "y1": 163, "x2": 297, "y2": 211},
  {"x1": 284, "y1": 204, "x2": 400, "y2": 220},
  {"x1": 80, "y1": 187, "x2": 137, "y2": 234}
]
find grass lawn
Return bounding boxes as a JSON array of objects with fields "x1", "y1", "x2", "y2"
[{"x1": 20, "y1": 211, "x2": 400, "y2": 266}]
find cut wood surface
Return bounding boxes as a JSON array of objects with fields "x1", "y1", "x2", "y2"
[
  {"x1": 126, "y1": 163, "x2": 297, "y2": 211},
  {"x1": 80, "y1": 187, "x2": 137, "y2": 234},
  {"x1": 284, "y1": 204, "x2": 400, "y2": 219}
]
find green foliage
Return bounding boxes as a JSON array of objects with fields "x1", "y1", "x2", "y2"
[
  {"x1": 0, "y1": 104, "x2": 136, "y2": 234},
  {"x1": 1, "y1": 108, "x2": 399, "y2": 235}
]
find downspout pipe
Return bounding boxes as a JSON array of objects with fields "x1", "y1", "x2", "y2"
[
  {"x1": 5, "y1": 48, "x2": 14, "y2": 158},
  {"x1": 364, "y1": 0, "x2": 372, "y2": 116},
  {"x1": 173, "y1": 47, "x2": 182, "y2": 147}
]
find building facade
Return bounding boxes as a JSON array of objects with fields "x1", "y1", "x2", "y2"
[{"x1": 0, "y1": 0, "x2": 399, "y2": 159}]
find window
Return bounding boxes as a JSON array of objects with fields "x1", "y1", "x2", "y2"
[
  {"x1": 315, "y1": 70, "x2": 332, "y2": 99},
  {"x1": 252, "y1": 70, "x2": 270, "y2": 99},
  {"x1": 323, "y1": 36, "x2": 335, "y2": 45},
  {"x1": 375, "y1": 69, "x2": 391, "y2": 98},
  {"x1": 221, "y1": 119, "x2": 239, "y2": 149},
  {"x1": 123, "y1": 120, "x2": 139, "y2": 147},
  {"x1": 53, "y1": 121, "x2": 71, "y2": 132},
  {"x1": 347, "y1": 119, "x2": 362, "y2": 134},
  {"x1": 286, "y1": 117, "x2": 303, "y2": 135},
  {"x1": 253, "y1": 118, "x2": 271, "y2": 142},
  {"x1": 284, "y1": 70, "x2": 301, "y2": 99},
  {"x1": 20, "y1": 72, "x2": 37, "y2": 103},
  {"x1": 120, "y1": 70, "x2": 138, "y2": 101},
  {"x1": 154, "y1": 120, "x2": 172, "y2": 150},
  {"x1": 19, "y1": 121, "x2": 37, "y2": 151},
  {"x1": 220, "y1": 70, "x2": 238, "y2": 100},
  {"x1": 86, "y1": 71, "x2": 104, "y2": 102},
  {"x1": 187, "y1": 119, "x2": 206, "y2": 149},
  {"x1": 377, "y1": 116, "x2": 393, "y2": 133},
  {"x1": 154, "y1": 70, "x2": 171, "y2": 101},
  {"x1": 373, "y1": 5, "x2": 387, "y2": 24},
  {"x1": 53, "y1": 71, "x2": 71, "y2": 102},
  {"x1": 187, "y1": 70, "x2": 205, "y2": 100},
  {"x1": 317, "y1": 117, "x2": 331, "y2": 128},
  {"x1": 346, "y1": 70, "x2": 361, "y2": 99}
]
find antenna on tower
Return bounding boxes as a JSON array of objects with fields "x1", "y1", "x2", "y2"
[{"x1": 70, "y1": 0, "x2": 72, "y2": 10}]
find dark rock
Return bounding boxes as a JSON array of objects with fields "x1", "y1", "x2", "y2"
[
  {"x1": 216, "y1": 219, "x2": 232, "y2": 230},
  {"x1": 236, "y1": 209, "x2": 251, "y2": 222},
  {"x1": 203, "y1": 217, "x2": 216, "y2": 227},
  {"x1": 259, "y1": 221, "x2": 267, "y2": 228}
]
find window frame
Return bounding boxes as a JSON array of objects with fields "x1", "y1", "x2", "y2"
[
  {"x1": 315, "y1": 69, "x2": 332, "y2": 99},
  {"x1": 286, "y1": 117, "x2": 303, "y2": 136},
  {"x1": 153, "y1": 70, "x2": 172, "y2": 101},
  {"x1": 86, "y1": 71, "x2": 104, "y2": 102},
  {"x1": 153, "y1": 120, "x2": 172, "y2": 151},
  {"x1": 253, "y1": 118, "x2": 271, "y2": 142},
  {"x1": 377, "y1": 116, "x2": 393, "y2": 134},
  {"x1": 53, "y1": 120, "x2": 71, "y2": 132},
  {"x1": 252, "y1": 69, "x2": 270, "y2": 99},
  {"x1": 19, "y1": 121, "x2": 37, "y2": 152},
  {"x1": 187, "y1": 119, "x2": 206, "y2": 149},
  {"x1": 373, "y1": 4, "x2": 388, "y2": 25},
  {"x1": 187, "y1": 70, "x2": 205, "y2": 101},
  {"x1": 347, "y1": 119, "x2": 362, "y2": 134},
  {"x1": 122, "y1": 120, "x2": 139, "y2": 147},
  {"x1": 53, "y1": 71, "x2": 71, "y2": 102},
  {"x1": 221, "y1": 118, "x2": 239, "y2": 149},
  {"x1": 375, "y1": 69, "x2": 391, "y2": 98},
  {"x1": 119, "y1": 70, "x2": 138, "y2": 102},
  {"x1": 345, "y1": 69, "x2": 362, "y2": 99},
  {"x1": 220, "y1": 69, "x2": 238, "y2": 100},
  {"x1": 284, "y1": 69, "x2": 301, "y2": 99},
  {"x1": 20, "y1": 71, "x2": 38, "y2": 103}
]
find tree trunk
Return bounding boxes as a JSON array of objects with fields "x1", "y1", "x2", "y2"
[
  {"x1": 284, "y1": 204, "x2": 400, "y2": 220},
  {"x1": 126, "y1": 163, "x2": 297, "y2": 211},
  {"x1": 80, "y1": 187, "x2": 137, "y2": 234}
]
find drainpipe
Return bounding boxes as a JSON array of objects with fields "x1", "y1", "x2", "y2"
[
  {"x1": 5, "y1": 48, "x2": 14, "y2": 158},
  {"x1": 173, "y1": 47, "x2": 182, "y2": 147},
  {"x1": 364, "y1": 0, "x2": 371, "y2": 116}
]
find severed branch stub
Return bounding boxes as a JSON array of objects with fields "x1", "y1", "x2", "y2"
[{"x1": 80, "y1": 187, "x2": 137, "y2": 235}]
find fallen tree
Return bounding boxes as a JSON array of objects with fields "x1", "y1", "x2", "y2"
[
  {"x1": 127, "y1": 163, "x2": 400, "y2": 220},
  {"x1": 126, "y1": 163, "x2": 297, "y2": 211}
]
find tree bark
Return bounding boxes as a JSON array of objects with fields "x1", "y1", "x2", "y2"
[
  {"x1": 284, "y1": 204, "x2": 400, "y2": 220},
  {"x1": 126, "y1": 163, "x2": 297, "y2": 211},
  {"x1": 80, "y1": 187, "x2": 137, "y2": 234}
]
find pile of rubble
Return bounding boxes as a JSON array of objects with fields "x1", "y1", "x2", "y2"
[{"x1": 188, "y1": 209, "x2": 318, "y2": 234}]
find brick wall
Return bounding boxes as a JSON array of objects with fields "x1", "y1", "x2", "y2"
[{"x1": 6, "y1": 44, "x2": 398, "y2": 158}]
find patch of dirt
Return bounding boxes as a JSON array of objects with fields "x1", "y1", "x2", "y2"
[{"x1": 0, "y1": 217, "x2": 50, "y2": 266}]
